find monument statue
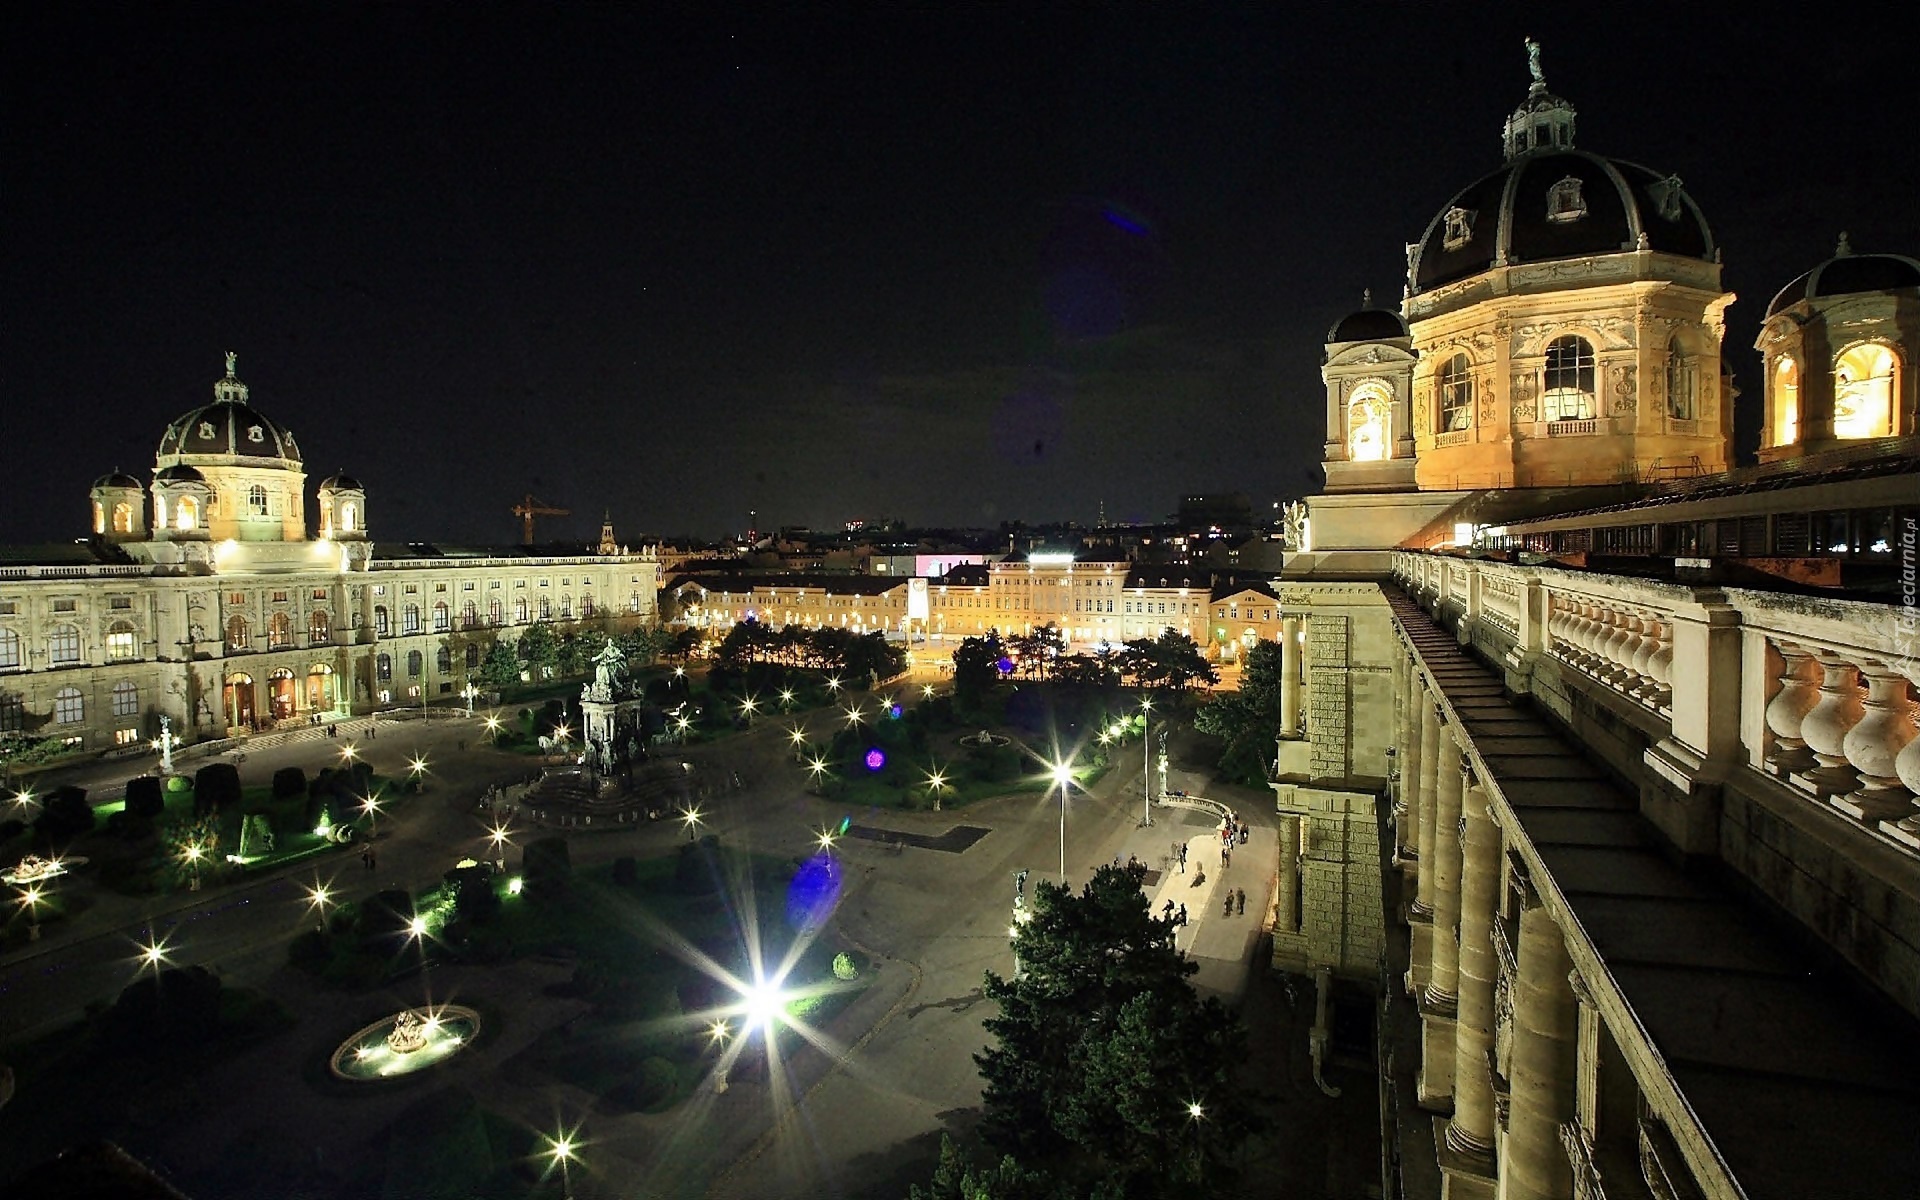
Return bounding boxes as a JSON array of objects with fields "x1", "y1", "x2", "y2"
[
  {"x1": 584, "y1": 638, "x2": 627, "y2": 703},
  {"x1": 1280, "y1": 500, "x2": 1311, "y2": 553},
  {"x1": 1525, "y1": 37, "x2": 1544, "y2": 84}
]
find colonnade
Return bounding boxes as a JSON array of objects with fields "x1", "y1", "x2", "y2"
[{"x1": 1394, "y1": 642, "x2": 1579, "y2": 1200}]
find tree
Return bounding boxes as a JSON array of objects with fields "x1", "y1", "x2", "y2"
[
  {"x1": 908, "y1": 1134, "x2": 1066, "y2": 1200},
  {"x1": 974, "y1": 865, "x2": 1256, "y2": 1196},
  {"x1": 951, "y1": 631, "x2": 1008, "y2": 712},
  {"x1": 476, "y1": 638, "x2": 521, "y2": 689},
  {"x1": 1008, "y1": 624, "x2": 1065, "y2": 680},
  {"x1": 33, "y1": 785, "x2": 94, "y2": 842},
  {"x1": 1193, "y1": 638, "x2": 1283, "y2": 785},
  {"x1": 515, "y1": 622, "x2": 561, "y2": 681}
]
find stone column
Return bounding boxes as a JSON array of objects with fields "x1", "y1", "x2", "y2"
[
  {"x1": 1447, "y1": 767, "x2": 1501, "y2": 1158},
  {"x1": 1280, "y1": 615, "x2": 1303, "y2": 737},
  {"x1": 1414, "y1": 697, "x2": 1442, "y2": 915},
  {"x1": 1504, "y1": 886, "x2": 1579, "y2": 1200},
  {"x1": 1275, "y1": 812, "x2": 1301, "y2": 933},
  {"x1": 1398, "y1": 652, "x2": 1425, "y2": 872},
  {"x1": 1418, "y1": 731, "x2": 1465, "y2": 1107}
]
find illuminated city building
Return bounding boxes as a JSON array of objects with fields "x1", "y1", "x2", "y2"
[
  {"x1": 0, "y1": 356, "x2": 657, "y2": 752},
  {"x1": 1267, "y1": 46, "x2": 1920, "y2": 1200}
]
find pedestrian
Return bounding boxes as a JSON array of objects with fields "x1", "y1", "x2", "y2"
[
  {"x1": 1192, "y1": 867, "x2": 1206, "y2": 888},
  {"x1": 366, "y1": 844, "x2": 377, "y2": 870},
  {"x1": 1162, "y1": 898, "x2": 1175, "y2": 920},
  {"x1": 458, "y1": 738, "x2": 467, "y2": 753},
  {"x1": 1176, "y1": 903, "x2": 1187, "y2": 927},
  {"x1": 360, "y1": 844, "x2": 373, "y2": 872},
  {"x1": 1236, "y1": 887, "x2": 1247, "y2": 916},
  {"x1": 368, "y1": 723, "x2": 376, "y2": 740},
  {"x1": 1224, "y1": 893, "x2": 1234, "y2": 917},
  {"x1": 1239, "y1": 825, "x2": 1249, "y2": 846}
]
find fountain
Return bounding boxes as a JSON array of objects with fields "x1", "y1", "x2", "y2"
[{"x1": 328, "y1": 1004, "x2": 481, "y2": 1081}]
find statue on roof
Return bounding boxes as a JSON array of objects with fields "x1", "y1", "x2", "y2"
[
  {"x1": 224, "y1": 350, "x2": 237, "y2": 377},
  {"x1": 1525, "y1": 37, "x2": 1544, "y2": 84}
]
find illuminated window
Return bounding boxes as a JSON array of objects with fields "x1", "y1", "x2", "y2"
[
  {"x1": 154, "y1": 496, "x2": 167, "y2": 528},
  {"x1": 340, "y1": 501, "x2": 358, "y2": 532},
  {"x1": 1439, "y1": 355, "x2": 1474, "y2": 432},
  {"x1": 462, "y1": 600, "x2": 478, "y2": 629},
  {"x1": 247, "y1": 484, "x2": 269, "y2": 516},
  {"x1": 112, "y1": 502, "x2": 133, "y2": 533},
  {"x1": 92, "y1": 501, "x2": 105, "y2": 534},
  {"x1": 0, "y1": 696, "x2": 20, "y2": 732},
  {"x1": 488, "y1": 599, "x2": 503, "y2": 625},
  {"x1": 374, "y1": 606, "x2": 390, "y2": 638},
  {"x1": 403, "y1": 604, "x2": 421, "y2": 635},
  {"x1": 266, "y1": 612, "x2": 291, "y2": 649},
  {"x1": 1666, "y1": 338, "x2": 1694, "y2": 420},
  {"x1": 1347, "y1": 389, "x2": 1389, "y2": 461},
  {"x1": 0, "y1": 628, "x2": 16, "y2": 669},
  {"x1": 538, "y1": 596, "x2": 551, "y2": 620},
  {"x1": 407, "y1": 650, "x2": 423, "y2": 677},
  {"x1": 226, "y1": 615, "x2": 250, "y2": 651},
  {"x1": 310, "y1": 610, "x2": 332, "y2": 644},
  {"x1": 174, "y1": 495, "x2": 198, "y2": 530},
  {"x1": 48, "y1": 625, "x2": 81, "y2": 665},
  {"x1": 106, "y1": 623, "x2": 138, "y2": 660},
  {"x1": 560, "y1": 596, "x2": 573, "y2": 619},
  {"x1": 376, "y1": 653, "x2": 392, "y2": 681},
  {"x1": 465, "y1": 644, "x2": 480, "y2": 668},
  {"x1": 53, "y1": 687, "x2": 84, "y2": 724},
  {"x1": 1833, "y1": 343, "x2": 1897, "y2": 439},
  {"x1": 111, "y1": 680, "x2": 138, "y2": 718},
  {"x1": 514, "y1": 597, "x2": 529, "y2": 623},
  {"x1": 433, "y1": 602, "x2": 450, "y2": 632},
  {"x1": 1542, "y1": 336, "x2": 1596, "y2": 421},
  {"x1": 1772, "y1": 357, "x2": 1800, "y2": 446}
]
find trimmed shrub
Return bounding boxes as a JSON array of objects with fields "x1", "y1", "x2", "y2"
[
  {"x1": 0, "y1": 818, "x2": 25, "y2": 845},
  {"x1": 125, "y1": 775, "x2": 165, "y2": 820},
  {"x1": 271, "y1": 766, "x2": 307, "y2": 799},
  {"x1": 193, "y1": 763, "x2": 242, "y2": 817},
  {"x1": 98, "y1": 964, "x2": 223, "y2": 1048},
  {"x1": 34, "y1": 786, "x2": 94, "y2": 841},
  {"x1": 523, "y1": 836, "x2": 572, "y2": 900},
  {"x1": 287, "y1": 929, "x2": 330, "y2": 972}
]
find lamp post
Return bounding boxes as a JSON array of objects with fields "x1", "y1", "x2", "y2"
[
  {"x1": 1186, "y1": 1100, "x2": 1206, "y2": 1183},
  {"x1": 1050, "y1": 760, "x2": 1074, "y2": 879},
  {"x1": 1140, "y1": 697, "x2": 1155, "y2": 827},
  {"x1": 681, "y1": 806, "x2": 703, "y2": 842},
  {"x1": 461, "y1": 682, "x2": 477, "y2": 715}
]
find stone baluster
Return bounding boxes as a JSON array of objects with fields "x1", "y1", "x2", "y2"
[
  {"x1": 1763, "y1": 643, "x2": 1823, "y2": 776},
  {"x1": 1799, "y1": 654, "x2": 1866, "y2": 799},
  {"x1": 1885, "y1": 665, "x2": 1920, "y2": 846},
  {"x1": 1506, "y1": 885, "x2": 1579, "y2": 1200},
  {"x1": 1641, "y1": 616, "x2": 1673, "y2": 709},
  {"x1": 1599, "y1": 606, "x2": 1640, "y2": 688},
  {"x1": 1626, "y1": 610, "x2": 1661, "y2": 698},
  {"x1": 1833, "y1": 662, "x2": 1918, "y2": 822},
  {"x1": 1582, "y1": 603, "x2": 1614, "y2": 674},
  {"x1": 1446, "y1": 765, "x2": 1502, "y2": 1162}
]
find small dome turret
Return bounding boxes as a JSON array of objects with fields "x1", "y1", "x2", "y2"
[
  {"x1": 89, "y1": 468, "x2": 146, "y2": 542},
  {"x1": 316, "y1": 469, "x2": 367, "y2": 541}
]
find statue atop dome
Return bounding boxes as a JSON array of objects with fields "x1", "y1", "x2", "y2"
[
  {"x1": 1525, "y1": 37, "x2": 1544, "y2": 85},
  {"x1": 224, "y1": 350, "x2": 237, "y2": 378}
]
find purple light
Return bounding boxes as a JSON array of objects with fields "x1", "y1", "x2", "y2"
[
  {"x1": 887, "y1": 703, "x2": 902, "y2": 719},
  {"x1": 996, "y1": 657, "x2": 1015, "y2": 675},
  {"x1": 864, "y1": 747, "x2": 886, "y2": 772}
]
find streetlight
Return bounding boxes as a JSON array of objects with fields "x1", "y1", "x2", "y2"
[
  {"x1": 1050, "y1": 759, "x2": 1076, "y2": 878},
  {"x1": 136, "y1": 931, "x2": 170, "y2": 973},
  {"x1": 305, "y1": 878, "x2": 335, "y2": 928},
  {"x1": 740, "y1": 695, "x2": 759, "y2": 723},
  {"x1": 825, "y1": 675, "x2": 842, "y2": 694},
  {"x1": 921, "y1": 684, "x2": 935, "y2": 699},
  {"x1": 1185, "y1": 1100, "x2": 1206, "y2": 1181},
  {"x1": 814, "y1": 825, "x2": 838, "y2": 854},
  {"x1": 843, "y1": 704, "x2": 864, "y2": 727},
  {"x1": 339, "y1": 743, "x2": 359, "y2": 767},
  {"x1": 407, "y1": 754, "x2": 429, "y2": 792},
  {"x1": 778, "y1": 688, "x2": 795, "y2": 710},
  {"x1": 924, "y1": 768, "x2": 948, "y2": 812},
  {"x1": 486, "y1": 822, "x2": 512, "y2": 872},
  {"x1": 544, "y1": 1131, "x2": 578, "y2": 1200},
  {"x1": 17, "y1": 884, "x2": 45, "y2": 941},
  {"x1": 1140, "y1": 697, "x2": 1155, "y2": 827},
  {"x1": 461, "y1": 682, "x2": 478, "y2": 715},
  {"x1": 681, "y1": 806, "x2": 704, "y2": 842},
  {"x1": 482, "y1": 712, "x2": 503, "y2": 743},
  {"x1": 181, "y1": 841, "x2": 205, "y2": 892},
  {"x1": 806, "y1": 756, "x2": 829, "y2": 788},
  {"x1": 360, "y1": 793, "x2": 383, "y2": 841}
]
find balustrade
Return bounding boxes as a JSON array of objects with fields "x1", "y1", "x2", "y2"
[
  {"x1": 1547, "y1": 592, "x2": 1673, "y2": 716},
  {"x1": 1758, "y1": 637, "x2": 1920, "y2": 841}
]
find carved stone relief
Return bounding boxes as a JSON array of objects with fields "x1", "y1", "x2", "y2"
[
  {"x1": 1610, "y1": 364, "x2": 1638, "y2": 413},
  {"x1": 1511, "y1": 372, "x2": 1538, "y2": 421}
]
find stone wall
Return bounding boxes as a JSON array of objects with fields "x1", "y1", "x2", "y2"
[{"x1": 1273, "y1": 785, "x2": 1386, "y2": 979}]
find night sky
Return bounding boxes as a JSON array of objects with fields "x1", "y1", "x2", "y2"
[{"x1": 6, "y1": 5, "x2": 1917, "y2": 546}]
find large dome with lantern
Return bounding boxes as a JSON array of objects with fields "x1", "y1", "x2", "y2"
[{"x1": 155, "y1": 352, "x2": 301, "y2": 468}]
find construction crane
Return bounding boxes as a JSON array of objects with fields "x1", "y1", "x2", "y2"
[{"x1": 510, "y1": 494, "x2": 569, "y2": 544}]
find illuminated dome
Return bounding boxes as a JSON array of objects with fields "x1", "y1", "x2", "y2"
[
  {"x1": 155, "y1": 353, "x2": 301, "y2": 467},
  {"x1": 1766, "y1": 236, "x2": 1920, "y2": 317},
  {"x1": 91, "y1": 469, "x2": 143, "y2": 491},
  {"x1": 316, "y1": 470, "x2": 362, "y2": 491},
  {"x1": 1327, "y1": 291, "x2": 1409, "y2": 344}
]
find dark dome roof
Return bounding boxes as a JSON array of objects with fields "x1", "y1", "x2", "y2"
[
  {"x1": 1327, "y1": 308, "x2": 1409, "y2": 343},
  {"x1": 1411, "y1": 150, "x2": 1713, "y2": 294},
  {"x1": 91, "y1": 470, "x2": 142, "y2": 491},
  {"x1": 157, "y1": 402, "x2": 301, "y2": 464},
  {"x1": 317, "y1": 471, "x2": 363, "y2": 492},
  {"x1": 154, "y1": 464, "x2": 206, "y2": 483},
  {"x1": 1766, "y1": 244, "x2": 1920, "y2": 317}
]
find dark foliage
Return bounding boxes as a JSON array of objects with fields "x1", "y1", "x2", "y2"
[
  {"x1": 34, "y1": 785, "x2": 94, "y2": 841},
  {"x1": 124, "y1": 775, "x2": 165, "y2": 820},
  {"x1": 192, "y1": 762, "x2": 242, "y2": 817}
]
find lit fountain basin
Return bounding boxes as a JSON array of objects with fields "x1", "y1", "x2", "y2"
[{"x1": 329, "y1": 1005, "x2": 481, "y2": 1081}]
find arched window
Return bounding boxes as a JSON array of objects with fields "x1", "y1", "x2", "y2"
[
  {"x1": 580, "y1": 594, "x2": 596, "y2": 619},
  {"x1": 628, "y1": 592, "x2": 643, "y2": 613},
  {"x1": 1666, "y1": 338, "x2": 1695, "y2": 420},
  {"x1": 436, "y1": 645, "x2": 452, "y2": 672},
  {"x1": 403, "y1": 604, "x2": 421, "y2": 635},
  {"x1": 106, "y1": 622, "x2": 138, "y2": 660},
  {"x1": 1772, "y1": 357, "x2": 1800, "y2": 446},
  {"x1": 1542, "y1": 336, "x2": 1596, "y2": 421},
  {"x1": 488, "y1": 599, "x2": 503, "y2": 626},
  {"x1": 560, "y1": 596, "x2": 573, "y2": 619},
  {"x1": 268, "y1": 612, "x2": 293, "y2": 649},
  {"x1": 174, "y1": 495, "x2": 198, "y2": 530},
  {"x1": 111, "y1": 680, "x2": 139, "y2": 718},
  {"x1": 406, "y1": 650, "x2": 423, "y2": 677},
  {"x1": 340, "y1": 501, "x2": 358, "y2": 532},
  {"x1": 0, "y1": 627, "x2": 19, "y2": 670},
  {"x1": 53, "y1": 686, "x2": 84, "y2": 724},
  {"x1": 539, "y1": 596, "x2": 552, "y2": 620},
  {"x1": 0, "y1": 696, "x2": 21, "y2": 732},
  {"x1": 1833, "y1": 343, "x2": 1897, "y2": 439},
  {"x1": 247, "y1": 484, "x2": 269, "y2": 516},
  {"x1": 514, "y1": 597, "x2": 529, "y2": 624},
  {"x1": 93, "y1": 501, "x2": 106, "y2": 534},
  {"x1": 1439, "y1": 355, "x2": 1474, "y2": 432},
  {"x1": 112, "y1": 502, "x2": 134, "y2": 533},
  {"x1": 433, "y1": 602, "x2": 450, "y2": 632},
  {"x1": 462, "y1": 600, "x2": 479, "y2": 629},
  {"x1": 226, "y1": 615, "x2": 250, "y2": 651},
  {"x1": 1347, "y1": 390, "x2": 1389, "y2": 461},
  {"x1": 49, "y1": 624, "x2": 82, "y2": 665},
  {"x1": 310, "y1": 610, "x2": 332, "y2": 644},
  {"x1": 465, "y1": 644, "x2": 481, "y2": 669},
  {"x1": 374, "y1": 606, "x2": 390, "y2": 638},
  {"x1": 376, "y1": 653, "x2": 392, "y2": 681}
]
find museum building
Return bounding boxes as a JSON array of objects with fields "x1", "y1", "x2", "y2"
[
  {"x1": 0, "y1": 356, "x2": 657, "y2": 755},
  {"x1": 1265, "y1": 49, "x2": 1920, "y2": 1200}
]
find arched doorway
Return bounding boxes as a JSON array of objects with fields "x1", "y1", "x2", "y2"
[
  {"x1": 224, "y1": 672, "x2": 256, "y2": 730},
  {"x1": 268, "y1": 668, "x2": 297, "y2": 722},
  {"x1": 307, "y1": 664, "x2": 336, "y2": 714}
]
